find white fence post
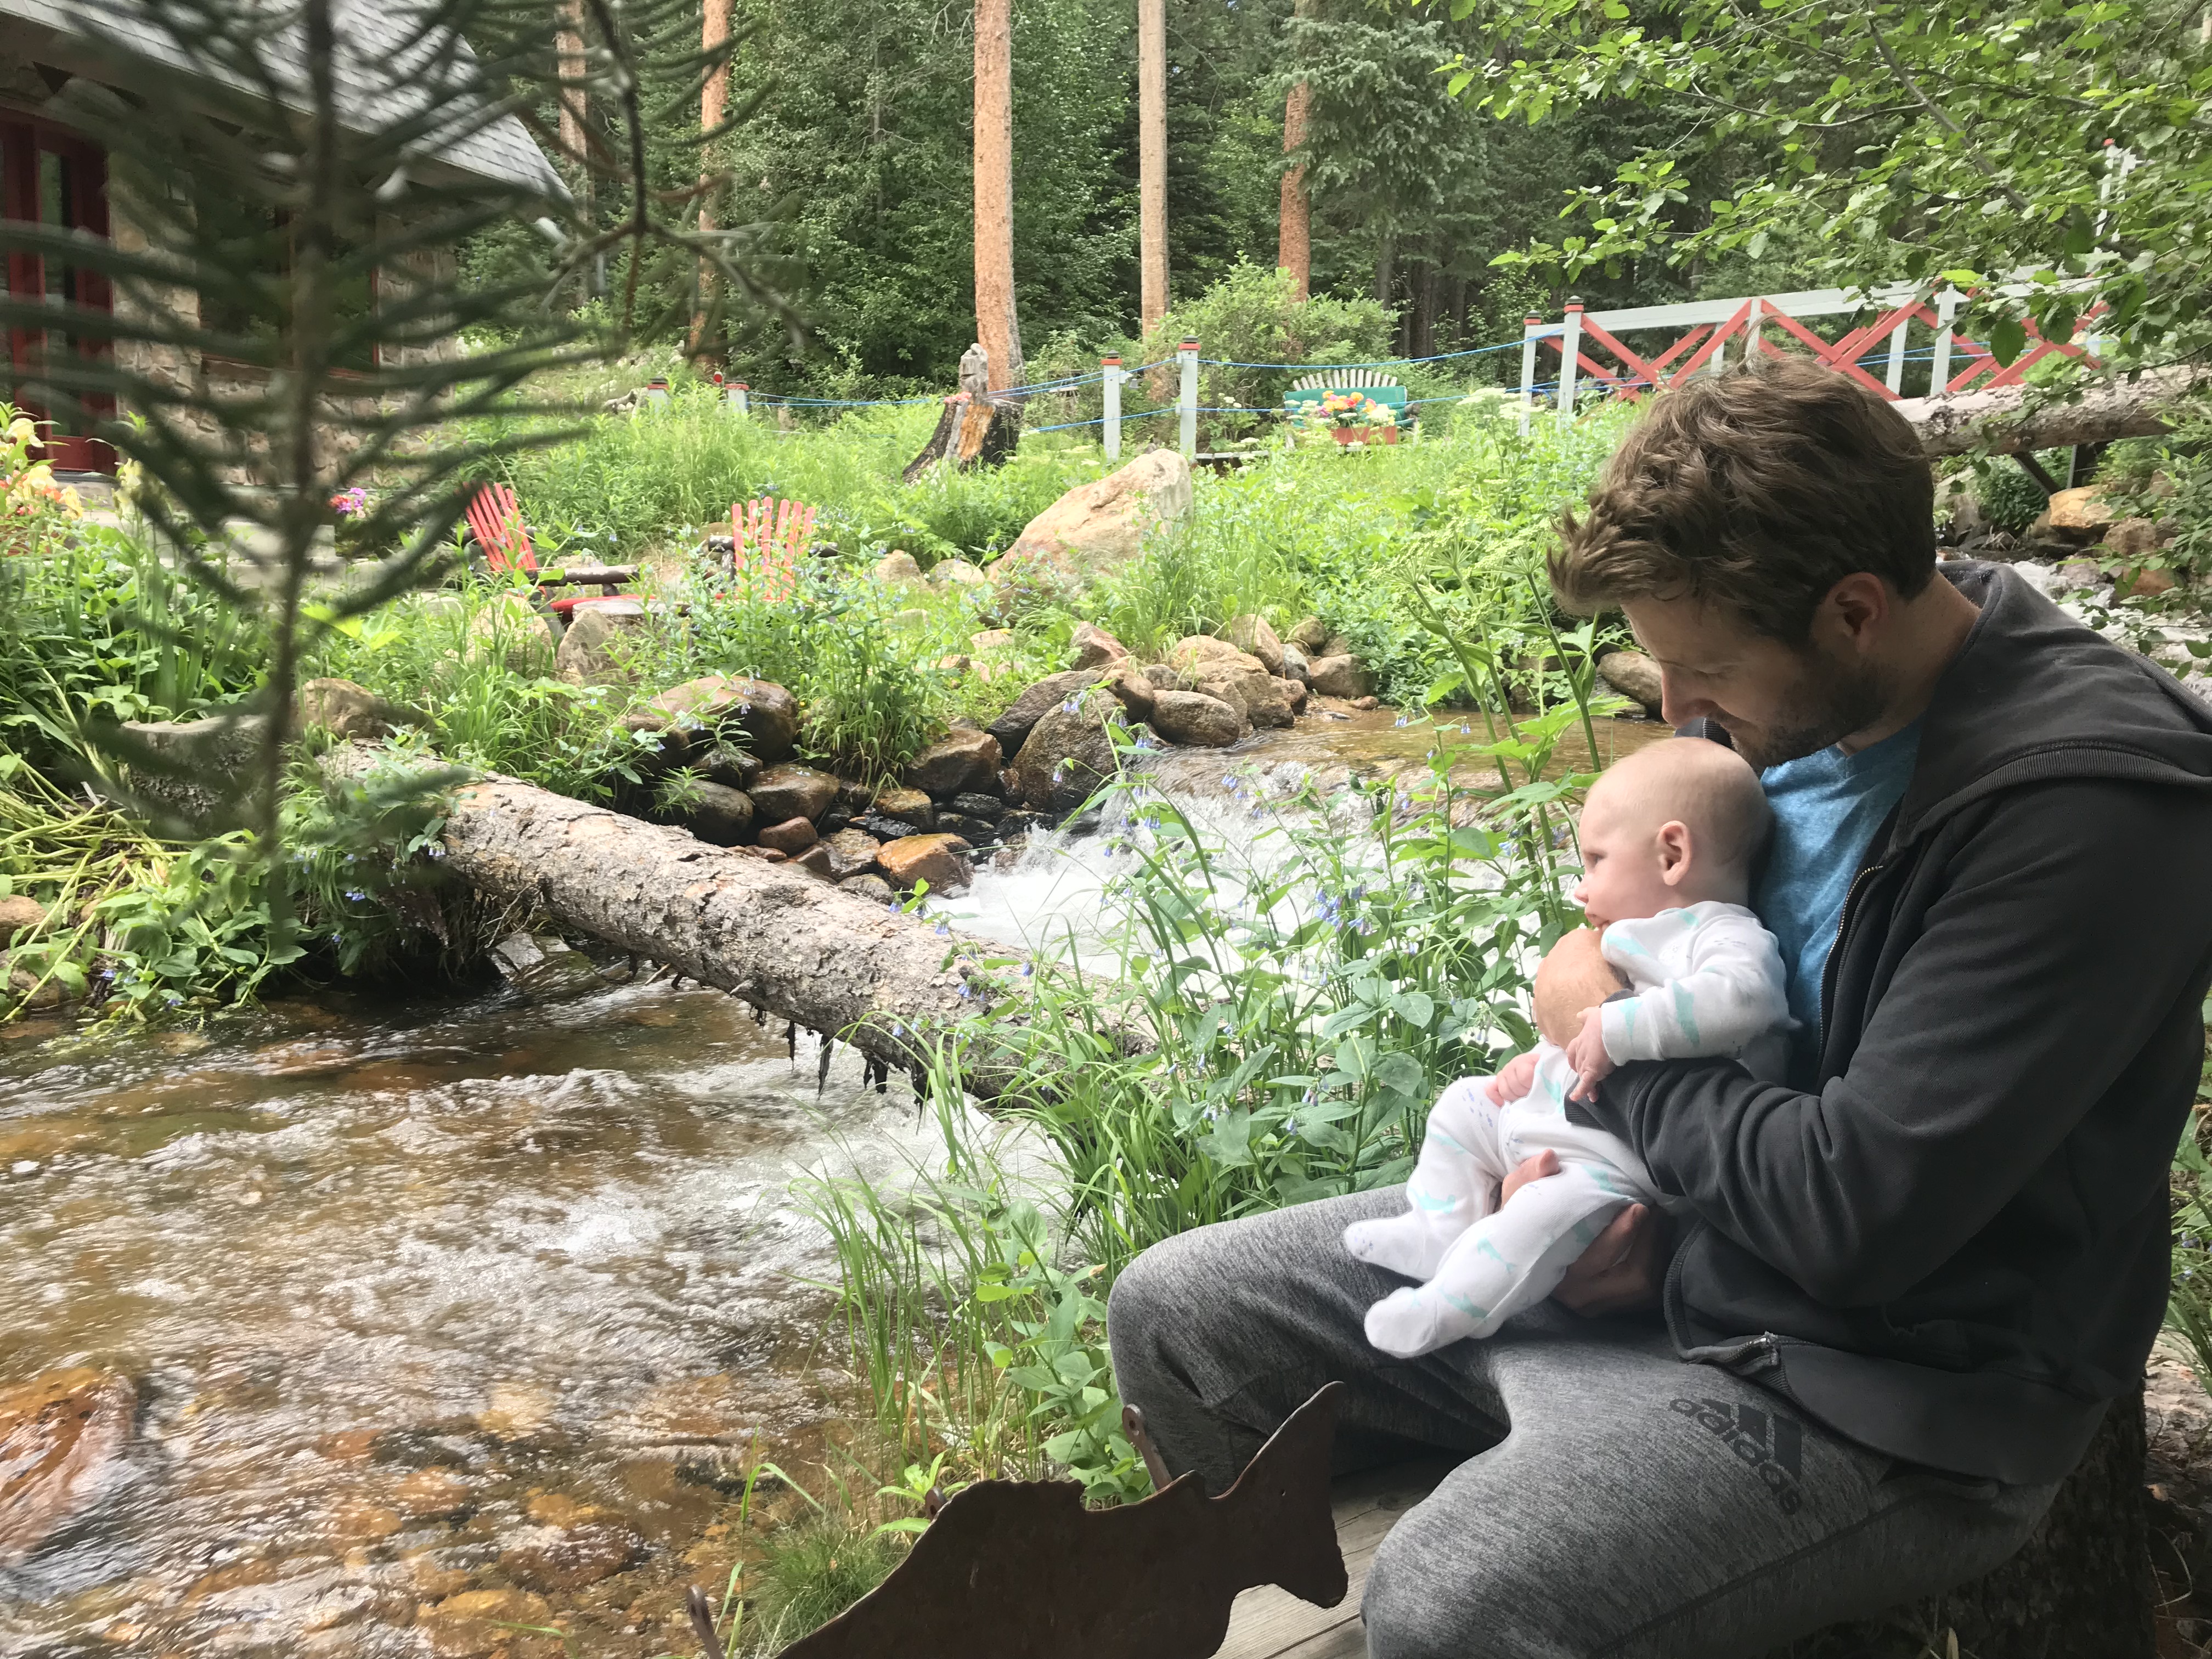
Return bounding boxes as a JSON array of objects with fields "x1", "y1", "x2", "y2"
[
  {"x1": 1102, "y1": 354, "x2": 1124, "y2": 460},
  {"x1": 1519, "y1": 314, "x2": 1541, "y2": 434},
  {"x1": 1178, "y1": 335, "x2": 1199, "y2": 458},
  {"x1": 732, "y1": 380, "x2": 750, "y2": 418},
  {"x1": 1931, "y1": 289, "x2": 1959, "y2": 397},
  {"x1": 1885, "y1": 305, "x2": 1909, "y2": 394},
  {"x1": 1558, "y1": 299, "x2": 1583, "y2": 424}
]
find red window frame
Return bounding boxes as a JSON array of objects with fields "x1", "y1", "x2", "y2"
[{"x1": 2, "y1": 114, "x2": 116, "y2": 473}]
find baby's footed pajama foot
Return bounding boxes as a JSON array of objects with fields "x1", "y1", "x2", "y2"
[
  {"x1": 1343, "y1": 1200, "x2": 1468, "y2": 1282},
  {"x1": 1362, "y1": 1282, "x2": 1490, "y2": 1359}
]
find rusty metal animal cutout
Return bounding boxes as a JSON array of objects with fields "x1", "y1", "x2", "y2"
[{"x1": 770, "y1": 1381, "x2": 1348, "y2": 1659}]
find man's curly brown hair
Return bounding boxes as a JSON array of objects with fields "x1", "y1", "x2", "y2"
[{"x1": 1551, "y1": 357, "x2": 1936, "y2": 642}]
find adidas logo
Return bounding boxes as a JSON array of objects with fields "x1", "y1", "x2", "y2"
[{"x1": 1670, "y1": 1397, "x2": 1805, "y2": 1515}]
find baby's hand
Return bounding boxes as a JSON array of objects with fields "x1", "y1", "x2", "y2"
[
  {"x1": 1565, "y1": 1006, "x2": 1616, "y2": 1101},
  {"x1": 1486, "y1": 1051, "x2": 1539, "y2": 1105}
]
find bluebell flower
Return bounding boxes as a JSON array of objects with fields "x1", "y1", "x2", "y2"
[
  {"x1": 892, "y1": 1021, "x2": 906, "y2": 1037},
  {"x1": 935, "y1": 919, "x2": 951, "y2": 936},
  {"x1": 1020, "y1": 963, "x2": 1034, "y2": 978}
]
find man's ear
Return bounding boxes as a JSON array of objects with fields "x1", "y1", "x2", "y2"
[
  {"x1": 1816, "y1": 572, "x2": 1893, "y2": 657},
  {"x1": 1657, "y1": 820, "x2": 1693, "y2": 885}
]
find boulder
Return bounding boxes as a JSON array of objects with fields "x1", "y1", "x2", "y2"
[
  {"x1": 394, "y1": 1469, "x2": 473, "y2": 1522},
  {"x1": 1106, "y1": 668, "x2": 1156, "y2": 721},
  {"x1": 0, "y1": 896, "x2": 47, "y2": 946},
  {"x1": 2119, "y1": 565, "x2": 2179, "y2": 600},
  {"x1": 938, "y1": 812, "x2": 998, "y2": 843},
  {"x1": 876, "y1": 833, "x2": 975, "y2": 893},
  {"x1": 2053, "y1": 557, "x2": 2109, "y2": 594},
  {"x1": 2046, "y1": 486, "x2": 2118, "y2": 540},
  {"x1": 872, "y1": 550, "x2": 925, "y2": 585},
  {"x1": 1001, "y1": 449, "x2": 1195, "y2": 580},
  {"x1": 871, "y1": 786, "x2": 936, "y2": 831},
  {"x1": 821, "y1": 829, "x2": 883, "y2": 880},
  {"x1": 1276, "y1": 675, "x2": 1309, "y2": 715},
  {"x1": 296, "y1": 677, "x2": 422, "y2": 741},
  {"x1": 754, "y1": 816, "x2": 819, "y2": 855},
  {"x1": 1148, "y1": 690, "x2": 1243, "y2": 748},
  {"x1": 970, "y1": 628, "x2": 1016, "y2": 655},
  {"x1": 1224, "y1": 615, "x2": 1285, "y2": 676},
  {"x1": 1320, "y1": 632, "x2": 1355, "y2": 661},
  {"x1": 685, "y1": 782, "x2": 755, "y2": 847},
  {"x1": 1013, "y1": 689, "x2": 1126, "y2": 811},
  {"x1": 985, "y1": 669, "x2": 1109, "y2": 759},
  {"x1": 840, "y1": 873, "x2": 896, "y2": 902},
  {"x1": 1070, "y1": 622, "x2": 1130, "y2": 670},
  {"x1": 1142, "y1": 663, "x2": 1180, "y2": 690},
  {"x1": 1204, "y1": 672, "x2": 1291, "y2": 729},
  {"x1": 2106, "y1": 517, "x2": 2165, "y2": 558},
  {"x1": 699, "y1": 744, "x2": 760, "y2": 792},
  {"x1": 904, "y1": 730, "x2": 1003, "y2": 798},
  {"x1": 121, "y1": 713, "x2": 269, "y2": 828},
  {"x1": 1596, "y1": 648, "x2": 1665, "y2": 715},
  {"x1": 1279, "y1": 641, "x2": 1310, "y2": 685},
  {"x1": 553, "y1": 597, "x2": 648, "y2": 685},
  {"x1": 932, "y1": 557, "x2": 991, "y2": 590},
  {"x1": 949, "y1": 791, "x2": 1005, "y2": 822},
  {"x1": 1286, "y1": 616, "x2": 1330, "y2": 653},
  {"x1": 781, "y1": 843, "x2": 827, "y2": 877},
  {"x1": 1352, "y1": 695, "x2": 1380, "y2": 711},
  {"x1": 749, "y1": 764, "x2": 841, "y2": 825},
  {"x1": 1166, "y1": 635, "x2": 1262, "y2": 680},
  {"x1": 1305, "y1": 654, "x2": 1374, "y2": 699},
  {"x1": 857, "y1": 813, "x2": 927, "y2": 842},
  {"x1": 642, "y1": 675, "x2": 799, "y2": 763},
  {"x1": 0, "y1": 1368, "x2": 134, "y2": 1566}
]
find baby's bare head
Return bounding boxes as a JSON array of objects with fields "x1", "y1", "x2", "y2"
[{"x1": 1574, "y1": 739, "x2": 1770, "y2": 923}]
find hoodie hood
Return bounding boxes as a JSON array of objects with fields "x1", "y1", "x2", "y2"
[{"x1": 1894, "y1": 562, "x2": 2212, "y2": 847}]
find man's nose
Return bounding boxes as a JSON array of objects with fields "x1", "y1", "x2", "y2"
[{"x1": 1658, "y1": 669, "x2": 1709, "y2": 728}]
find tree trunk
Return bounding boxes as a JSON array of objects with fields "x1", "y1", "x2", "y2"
[
  {"x1": 973, "y1": 0, "x2": 1024, "y2": 393},
  {"x1": 1773, "y1": 1393, "x2": 2153, "y2": 1658},
  {"x1": 1901, "y1": 365, "x2": 2211, "y2": 457},
  {"x1": 1277, "y1": 0, "x2": 1312, "y2": 305},
  {"x1": 691, "y1": 0, "x2": 732, "y2": 359},
  {"x1": 1372, "y1": 233, "x2": 1396, "y2": 311},
  {"x1": 556, "y1": 0, "x2": 588, "y2": 166},
  {"x1": 903, "y1": 393, "x2": 1021, "y2": 482},
  {"x1": 1138, "y1": 0, "x2": 1168, "y2": 334},
  {"x1": 318, "y1": 749, "x2": 1098, "y2": 1097}
]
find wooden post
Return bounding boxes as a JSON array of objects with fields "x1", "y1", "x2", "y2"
[
  {"x1": 1103, "y1": 353, "x2": 1124, "y2": 461},
  {"x1": 1277, "y1": 0, "x2": 1314, "y2": 303},
  {"x1": 973, "y1": 0, "x2": 1024, "y2": 392},
  {"x1": 1932, "y1": 287, "x2": 1959, "y2": 398},
  {"x1": 1138, "y1": 0, "x2": 1168, "y2": 334},
  {"x1": 1177, "y1": 335, "x2": 1199, "y2": 458},
  {"x1": 1519, "y1": 313, "x2": 1541, "y2": 434},
  {"x1": 1558, "y1": 299, "x2": 1583, "y2": 425},
  {"x1": 692, "y1": 0, "x2": 732, "y2": 358}
]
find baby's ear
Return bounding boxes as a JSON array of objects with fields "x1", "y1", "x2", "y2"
[{"x1": 1657, "y1": 819, "x2": 1694, "y2": 883}]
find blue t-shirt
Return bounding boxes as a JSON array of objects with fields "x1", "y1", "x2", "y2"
[{"x1": 1754, "y1": 721, "x2": 1923, "y2": 1052}]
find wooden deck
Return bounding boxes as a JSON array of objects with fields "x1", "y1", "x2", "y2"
[{"x1": 1217, "y1": 1459, "x2": 1455, "y2": 1659}]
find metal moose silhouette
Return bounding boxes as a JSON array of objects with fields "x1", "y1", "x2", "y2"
[{"x1": 764, "y1": 1382, "x2": 1348, "y2": 1659}]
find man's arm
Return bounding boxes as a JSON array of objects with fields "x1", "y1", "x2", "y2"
[
  {"x1": 1533, "y1": 928, "x2": 1628, "y2": 1047},
  {"x1": 1578, "y1": 780, "x2": 2212, "y2": 1307}
]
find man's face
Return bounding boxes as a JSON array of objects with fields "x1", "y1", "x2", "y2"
[{"x1": 1620, "y1": 593, "x2": 1884, "y2": 771}]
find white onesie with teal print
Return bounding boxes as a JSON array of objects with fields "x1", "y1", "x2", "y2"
[{"x1": 1344, "y1": 900, "x2": 1792, "y2": 1359}]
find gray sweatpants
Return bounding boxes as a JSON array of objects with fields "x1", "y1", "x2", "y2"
[{"x1": 1107, "y1": 1187, "x2": 2065, "y2": 1659}]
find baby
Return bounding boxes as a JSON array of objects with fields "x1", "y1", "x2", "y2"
[{"x1": 1344, "y1": 737, "x2": 1793, "y2": 1358}]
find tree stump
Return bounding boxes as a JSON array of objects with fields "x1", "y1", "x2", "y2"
[
  {"x1": 901, "y1": 393, "x2": 1021, "y2": 483},
  {"x1": 1772, "y1": 1391, "x2": 2153, "y2": 1658}
]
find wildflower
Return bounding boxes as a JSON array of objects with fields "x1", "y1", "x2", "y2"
[
  {"x1": 343, "y1": 889, "x2": 366, "y2": 902},
  {"x1": 892, "y1": 1021, "x2": 906, "y2": 1037},
  {"x1": 935, "y1": 919, "x2": 951, "y2": 936},
  {"x1": 1020, "y1": 963, "x2": 1034, "y2": 978}
]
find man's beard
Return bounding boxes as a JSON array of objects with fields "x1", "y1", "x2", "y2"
[{"x1": 1720, "y1": 652, "x2": 1888, "y2": 771}]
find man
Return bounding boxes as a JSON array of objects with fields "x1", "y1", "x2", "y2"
[{"x1": 1107, "y1": 359, "x2": 2212, "y2": 1656}]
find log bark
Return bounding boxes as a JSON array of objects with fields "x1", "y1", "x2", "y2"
[
  {"x1": 1775, "y1": 1391, "x2": 2153, "y2": 1658},
  {"x1": 973, "y1": 0, "x2": 1024, "y2": 393},
  {"x1": 1901, "y1": 366, "x2": 2211, "y2": 458},
  {"x1": 319, "y1": 748, "x2": 1094, "y2": 1097},
  {"x1": 1138, "y1": 0, "x2": 1168, "y2": 334}
]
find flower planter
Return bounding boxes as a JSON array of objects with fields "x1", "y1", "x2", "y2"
[
  {"x1": 1370, "y1": 426, "x2": 1400, "y2": 445},
  {"x1": 1329, "y1": 425, "x2": 1399, "y2": 447}
]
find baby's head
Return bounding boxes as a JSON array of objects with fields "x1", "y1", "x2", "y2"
[{"x1": 1572, "y1": 738, "x2": 1770, "y2": 928}]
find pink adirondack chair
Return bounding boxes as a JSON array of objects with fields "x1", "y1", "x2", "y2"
[
  {"x1": 465, "y1": 484, "x2": 628, "y2": 619},
  {"x1": 727, "y1": 496, "x2": 815, "y2": 602}
]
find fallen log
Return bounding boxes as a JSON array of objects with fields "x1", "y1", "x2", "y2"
[
  {"x1": 320, "y1": 745, "x2": 1119, "y2": 1099},
  {"x1": 1900, "y1": 365, "x2": 2211, "y2": 457}
]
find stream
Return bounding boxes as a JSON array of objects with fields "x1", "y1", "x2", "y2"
[{"x1": 0, "y1": 709, "x2": 1666, "y2": 1658}]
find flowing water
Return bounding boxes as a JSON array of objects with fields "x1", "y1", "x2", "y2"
[
  {"x1": 0, "y1": 978, "x2": 957, "y2": 1658},
  {"x1": 0, "y1": 708, "x2": 1663, "y2": 1658}
]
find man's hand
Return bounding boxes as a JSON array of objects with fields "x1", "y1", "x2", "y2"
[
  {"x1": 1499, "y1": 1150, "x2": 1669, "y2": 1316},
  {"x1": 1533, "y1": 928, "x2": 1629, "y2": 1049},
  {"x1": 1564, "y1": 1005, "x2": 1616, "y2": 1101},
  {"x1": 1486, "y1": 1051, "x2": 1539, "y2": 1106}
]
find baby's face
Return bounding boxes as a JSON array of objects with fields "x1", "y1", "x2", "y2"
[{"x1": 1570, "y1": 790, "x2": 1685, "y2": 930}]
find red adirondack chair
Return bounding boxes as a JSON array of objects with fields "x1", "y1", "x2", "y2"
[
  {"x1": 464, "y1": 484, "x2": 628, "y2": 619},
  {"x1": 727, "y1": 495, "x2": 815, "y2": 602}
]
